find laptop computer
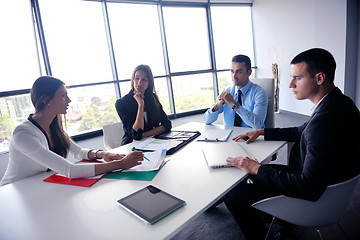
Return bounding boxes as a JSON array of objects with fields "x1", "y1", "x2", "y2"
[{"x1": 202, "y1": 142, "x2": 251, "y2": 168}]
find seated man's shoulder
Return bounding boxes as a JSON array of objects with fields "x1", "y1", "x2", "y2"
[{"x1": 250, "y1": 83, "x2": 268, "y2": 98}]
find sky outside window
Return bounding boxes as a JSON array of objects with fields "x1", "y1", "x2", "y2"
[
  {"x1": 39, "y1": 0, "x2": 112, "y2": 86},
  {"x1": 0, "y1": 0, "x2": 40, "y2": 91},
  {"x1": 163, "y1": 6, "x2": 211, "y2": 73},
  {"x1": 107, "y1": 3, "x2": 165, "y2": 79},
  {"x1": 211, "y1": 6, "x2": 254, "y2": 70}
]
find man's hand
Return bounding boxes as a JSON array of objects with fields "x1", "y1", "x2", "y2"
[
  {"x1": 226, "y1": 156, "x2": 260, "y2": 174},
  {"x1": 232, "y1": 129, "x2": 264, "y2": 144},
  {"x1": 219, "y1": 91, "x2": 236, "y2": 106},
  {"x1": 212, "y1": 99, "x2": 225, "y2": 112}
]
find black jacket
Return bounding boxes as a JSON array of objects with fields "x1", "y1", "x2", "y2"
[
  {"x1": 115, "y1": 90, "x2": 172, "y2": 145},
  {"x1": 255, "y1": 87, "x2": 360, "y2": 201}
]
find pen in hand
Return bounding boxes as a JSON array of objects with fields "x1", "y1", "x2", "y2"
[{"x1": 133, "y1": 149, "x2": 150, "y2": 161}]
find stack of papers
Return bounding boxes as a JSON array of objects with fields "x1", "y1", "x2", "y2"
[
  {"x1": 124, "y1": 149, "x2": 166, "y2": 172},
  {"x1": 105, "y1": 149, "x2": 167, "y2": 181}
]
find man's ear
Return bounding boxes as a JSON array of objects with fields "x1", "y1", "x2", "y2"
[
  {"x1": 247, "y1": 69, "x2": 252, "y2": 77},
  {"x1": 316, "y1": 72, "x2": 326, "y2": 85}
]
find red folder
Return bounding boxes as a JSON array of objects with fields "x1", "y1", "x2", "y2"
[
  {"x1": 43, "y1": 173, "x2": 104, "y2": 187},
  {"x1": 43, "y1": 159, "x2": 105, "y2": 187}
]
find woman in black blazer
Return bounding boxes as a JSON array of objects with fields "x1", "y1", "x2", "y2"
[{"x1": 115, "y1": 65, "x2": 172, "y2": 145}]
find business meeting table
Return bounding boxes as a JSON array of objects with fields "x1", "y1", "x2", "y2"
[{"x1": 0, "y1": 122, "x2": 286, "y2": 240}]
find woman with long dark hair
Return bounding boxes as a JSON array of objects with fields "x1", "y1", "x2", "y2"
[
  {"x1": 115, "y1": 65, "x2": 172, "y2": 145},
  {"x1": 0, "y1": 76, "x2": 143, "y2": 186}
]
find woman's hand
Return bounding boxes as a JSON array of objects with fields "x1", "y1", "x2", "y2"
[
  {"x1": 117, "y1": 151, "x2": 144, "y2": 170},
  {"x1": 232, "y1": 129, "x2": 264, "y2": 144},
  {"x1": 101, "y1": 152, "x2": 126, "y2": 162},
  {"x1": 94, "y1": 151, "x2": 144, "y2": 175},
  {"x1": 226, "y1": 156, "x2": 260, "y2": 174},
  {"x1": 133, "y1": 91, "x2": 145, "y2": 107}
]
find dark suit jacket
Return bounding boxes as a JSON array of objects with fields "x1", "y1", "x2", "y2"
[
  {"x1": 254, "y1": 87, "x2": 360, "y2": 201},
  {"x1": 115, "y1": 91, "x2": 172, "y2": 145}
]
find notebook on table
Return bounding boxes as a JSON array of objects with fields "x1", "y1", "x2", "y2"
[{"x1": 202, "y1": 142, "x2": 251, "y2": 168}]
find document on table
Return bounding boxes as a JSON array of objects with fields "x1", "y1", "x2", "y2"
[
  {"x1": 124, "y1": 149, "x2": 167, "y2": 172},
  {"x1": 135, "y1": 138, "x2": 182, "y2": 152},
  {"x1": 197, "y1": 129, "x2": 233, "y2": 142}
]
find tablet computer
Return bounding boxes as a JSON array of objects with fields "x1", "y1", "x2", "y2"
[{"x1": 117, "y1": 185, "x2": 186, "y2": 225}]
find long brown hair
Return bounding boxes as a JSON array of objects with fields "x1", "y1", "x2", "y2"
[
  {"x1": 130, "y1": 64, "x2": 161, "y2": 127},
  {"x1": 31, "y1": 76, "x2": 70, "y2": 157}
]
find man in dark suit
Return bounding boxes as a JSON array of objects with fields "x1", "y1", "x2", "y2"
[{"x1": 223, "y1": 48, "x2": 360, "y2": 240}]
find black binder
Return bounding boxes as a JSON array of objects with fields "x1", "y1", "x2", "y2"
[{"x1": 154, "y1": 130, "x2": 201, "y2": 155}]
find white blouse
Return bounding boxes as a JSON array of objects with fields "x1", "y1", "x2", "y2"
[{"x1": 0, "y1": 119, "x2": 95, "y2": 186}]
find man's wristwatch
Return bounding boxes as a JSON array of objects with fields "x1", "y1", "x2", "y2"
[{"x1": 232, "y1": 102, "x2": 241, "y2": 110}]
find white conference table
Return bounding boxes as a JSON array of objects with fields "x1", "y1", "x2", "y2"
[{"x1": 0, "y1": 122, "x2": 285, "y2": 240}]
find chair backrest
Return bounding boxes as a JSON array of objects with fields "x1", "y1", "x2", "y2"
[
  {"x1": 252, "y1": 174, "x2": 360, "y2": 228},
  {"x1": 0, "y1": 152, "x2": 9, "y2": 180},
  {"x1": 102, "y1": 121, "x2": 124, "y2": 150},
  {"x1": 251, "y1": 78, "x2": 275, "y2": 128}
]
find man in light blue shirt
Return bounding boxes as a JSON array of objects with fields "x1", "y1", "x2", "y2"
[{"x1": 204, "y1": 54, "x2": 268, "y2": 129}]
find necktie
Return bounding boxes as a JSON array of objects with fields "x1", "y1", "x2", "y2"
[{"x1": 234, "y1": 90, "x2": 242, "y2": 126}]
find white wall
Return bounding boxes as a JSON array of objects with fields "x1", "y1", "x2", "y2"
[{"x1": 252, "y1": 0, "x2": 347, "y2": 115}]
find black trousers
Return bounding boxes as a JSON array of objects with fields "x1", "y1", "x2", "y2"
[{"x1": 223, "y1": 177, "x2": 281, "y2": 240}]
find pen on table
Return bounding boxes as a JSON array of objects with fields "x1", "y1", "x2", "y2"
[
  {"x1": 132, "y1": 149, "x2": 150, "y2": 161},
  {"x1": 131, "y1": 147, "x2": 155, "y2": 152}
]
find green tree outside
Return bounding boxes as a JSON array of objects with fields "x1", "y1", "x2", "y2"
[
  {"x1": 77, "y1": 97, "x2": 119, "y2": 132},
  {"x1": 0, "y1": 114, "x2": 15, "y2": 140}
]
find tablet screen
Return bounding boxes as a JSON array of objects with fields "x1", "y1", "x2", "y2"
[{"x1": 117, "y1": 185, "x2": 186, "y2": 225}]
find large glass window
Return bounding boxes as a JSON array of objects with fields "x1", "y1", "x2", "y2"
[
  {"x1": 162, "y1": 7, "x2": 211, "y2": 73},
  {"x1": 39, "y1": 0, "x2": 112, "y2": 85},
  {"x1": 107, "y1": 3, "x2": 166, "y2": 79},
  {"x1": 0, "y1": 1, "x2": 255, "y2": 153},
  {"x1": 65, "y1": 83, "x2": 118, "y2": 136},
  {"x1": 154, "y1": 77, "x2": 171, "y2": 114},
  {"x1": 211, "y1": 6, "x2": 254, "y2": 70},
  {"x1": 0, "y1": 1, "x2": 40, "y2": 153},
  {"x1": 0, "y1": 0, "x2": 40, "y2": 91},
  {"x1": 0, "y1": 95, "x2": 34, "y2": 152},
  {"x1": 172, "y1": 73, "x2": 214, "y2": 113}
]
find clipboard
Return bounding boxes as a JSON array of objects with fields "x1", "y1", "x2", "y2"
[{"x1": 197, "y1": 129, "x2": 233, "y2": 142}]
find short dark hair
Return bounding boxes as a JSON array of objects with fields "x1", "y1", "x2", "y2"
[
  {"x1": 232, "y1": 54, "x2": 251, "y2": 71},
  {"x1": 291, "y1": 48, "x2": 336, "y2": 82}
]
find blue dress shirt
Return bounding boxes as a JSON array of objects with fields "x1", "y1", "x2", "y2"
[{"x1": 203, "y1": 81, "x2": 268, "y2": 129}]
